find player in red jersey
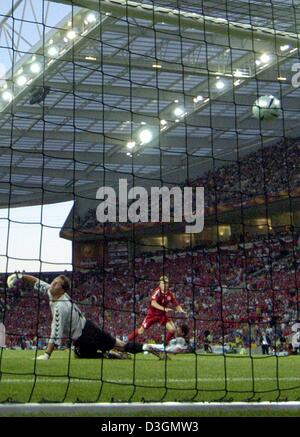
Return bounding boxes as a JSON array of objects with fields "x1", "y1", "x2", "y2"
[{"x1": 127, "y1": 275, "x2": 186, "y2": 344}]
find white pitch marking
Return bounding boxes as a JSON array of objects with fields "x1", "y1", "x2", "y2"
[{"x1": 1, "y1": 376, "x2": 300, "y2": 384}]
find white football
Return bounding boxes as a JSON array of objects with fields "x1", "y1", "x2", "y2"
[
  {"x1": 7, "y1": 274, "x2": 17, "y2": 289},
  {"x1": 252, "y1": 95, "x2": 280, "y2": 121}
]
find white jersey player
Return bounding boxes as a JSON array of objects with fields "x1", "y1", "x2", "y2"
[{"x1": 144, "y1": 324, "x2": 190, "y2": 354}]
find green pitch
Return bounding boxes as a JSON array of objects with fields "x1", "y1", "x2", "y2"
[{"x1": 0, "y1": 350, "x2": 300, "y2": 404}]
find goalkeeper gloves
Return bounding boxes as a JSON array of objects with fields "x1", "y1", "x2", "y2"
[
  {"x1": 7, "y1": 272, "x2": 23, "y2": 289},
  {"x1": 36, "y1": 353, "x2": 50, "y2": 361}
]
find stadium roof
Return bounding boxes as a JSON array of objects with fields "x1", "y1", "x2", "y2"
[{"x1": 1, "y1": 0, "x2": 300, "y2": 208}]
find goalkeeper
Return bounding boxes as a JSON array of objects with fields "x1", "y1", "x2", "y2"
[{"x1": 7, "y1": 273, "x2": 162, "y2": 360}]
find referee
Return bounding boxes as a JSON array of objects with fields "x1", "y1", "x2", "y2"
[{"x1": 7, "y1": 273, "x2": 162, "y2": 360}]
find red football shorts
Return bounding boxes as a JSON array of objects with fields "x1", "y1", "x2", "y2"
[{"x1": 141, "y1": 313, "x2": 171, "y2": 330}]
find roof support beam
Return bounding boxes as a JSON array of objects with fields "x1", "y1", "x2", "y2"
[
  {"x1": 0, "y1": 128, "x2": 124, "y2": 144},
  {"x1": 10, "y1": 105, "x2": 296, "y2": 132},
  {"x1": 48, "y1": 0, "x2": 299, "y2": 47}
]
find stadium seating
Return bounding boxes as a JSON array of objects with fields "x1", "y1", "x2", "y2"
[{"x1": 2, "y1": 230, "x2": 299, "y2": 352}]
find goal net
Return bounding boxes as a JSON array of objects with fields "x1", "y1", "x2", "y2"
[{"x1": 0, "y1": 0, "x2": 299, "y2": 410}]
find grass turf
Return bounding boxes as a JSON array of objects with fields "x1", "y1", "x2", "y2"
[{"x1": 0, "y1": 350, "x2": 300, "y2": 406}]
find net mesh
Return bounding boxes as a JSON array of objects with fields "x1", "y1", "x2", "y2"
[{"x1": 0, "y1": 0, "x2": 299, "y2": 403}]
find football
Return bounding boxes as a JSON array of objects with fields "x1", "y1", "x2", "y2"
[{"x1": 252, "y1": 95, "x2": 280, "y2": 120}]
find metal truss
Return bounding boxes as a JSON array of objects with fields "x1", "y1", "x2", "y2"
[{"x1": 0, "y1": 0, "x2": 299, "y2": 206}]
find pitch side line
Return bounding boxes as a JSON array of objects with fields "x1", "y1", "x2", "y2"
[{"x1": 1, "y1": 376, "x2": 300, "y2": 384}]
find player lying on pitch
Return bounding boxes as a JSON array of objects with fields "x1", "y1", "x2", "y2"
[{"x1": 143, "y1": 324, "x2": 190, "y2": 358}]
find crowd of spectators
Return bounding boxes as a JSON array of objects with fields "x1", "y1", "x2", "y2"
[
  {"x1": 191, "y1": 138, "x2": 300, "y2": 210},
  {"x1": 2, "y1": 138, "x2": 300, "y2": 353},
  {"x1": 1, "y1": 229, "x2": 299, "y2": 353},
  {"x1": 74, "y1": 138, "x2": 300, "y2": 233}
]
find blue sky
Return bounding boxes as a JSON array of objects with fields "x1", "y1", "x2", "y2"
[
  {"x1": 0, "y1": 1, "x2": 77, "y2": 272},
  {"x1": 0, "y1": 201, "x2": 73, "y2": 273}
]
